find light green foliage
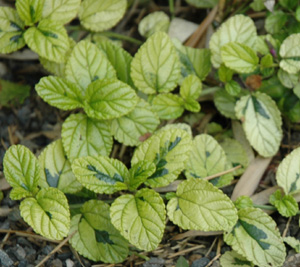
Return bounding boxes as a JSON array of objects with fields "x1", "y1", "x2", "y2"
[
  {"x1": 151, "y1": 93, "x2": 185, "y2": 120},
  {"x1": 79, "y1": 0, "x2": 127, "y2": 32},
  {"x1": 72, "y1": 155, "x2": 129, "y2": 194},
  {"x1": 283, "y1": 237, "x2": 300, "y2": 253},
  {"x1": 255, "y1": 34, "x2": 279, "y2": 56},
  {"x1": 3, "y1": 145, "x2": 39, "y2": 200},
  {"x1": 61, "y1": 113, "x2": 113, "y2": 162},
  {"x1": 0, "y1": 79, "x2": 30, "y2": 107},
  {"x1": 280, "y1": 33, "x2": 300, "y2": 74},
  {"x1": 214, "y1": 89, "x2": 238, "y2": 119},
  {"x1": 128, "y1": 161, "x2": 156, "y2": 191},
  {"x1": 293, "y1": 83, "x2": 300, "y2": 99},
  {"x1": 131, "y1": 31, "x2": 181, "y2": 94},
  {"x1": 234, "y1": 196, "x2": 253, "y2": 210},
  {"x1": 97, "y1": 40, "x2": 134, "y2": 87},
  {"x1": 221, "y1": 42, "x2": 259, "y2": 73},
  {"x1": 0, "y1": 7, "x2": 26, "y2": 53},
  {"x1": 250, "y1": 0, "x2": 265, "y2": 11},
  {"x1": 225, "y1": 80, "x2": 241, "y2": 96},
  {"x1": 209, "y1": 15, "x2": 257, "y2": 68},
  {"x1": 265, "y1": 11, "x2": 287, "y2": 34},
  {"x1": 111, "y1": 99, "x2": 160, "y2": 146},
  {"x1": 296, "y1": 6, "x2": 300, "y2": 22},
  {"x1": 218, "y1": 64, "x2": 234, "y2": 83},
  {"x1": 277, "y1": 69, "x2": 298, "y2": 88},
  {"x1": 220, "y1": 138, "x2": 248, "y2": 175},
  {"x1": 220, "y1": 251, "x2": 254, "y2": 267},
  {"x1": 16, "y1": 0, "x2": 45, "y2": 25},
  {"x1": 185, "y1": 134, "x2": 233, "y2": 187},
  {"x1": 131, "y1": 128, "x2": 192, "y2": 187},
  {"x1": 84, "y1": 79, "x2": 138, "y2": 120},
  {"x1": 42, "y1": 0, "x2": 81, "y2": 24},
  {"x1": 138, "y1": 11, "x2": 170, "y2": 38},
  {"x1": 180, "y1": 75, "x2": 202, "y2": 112},
  {"x1": 0, "y1": 191, "x2": 3, "y2": 204},
  {"x1": 69, "y1": 200, "x2": 129, "y2": 263},
  {"x1": 20, "y1": 188, "x2": 70, "y2": 240},
  {"x1": 110, "y1": 188, "x2": 166, "y2": 251},
  {"x1": 269, "y1": 190, "x2": 299, "y2": 217},
  {"x1": 224, "y1": 208, "x2": 286, "y2": 267},
  {"x1": 235, "y1": 92, "x2": 282, "y2": 157},
  {"x1": 173, "y1": 39, "x2": 211, "y2": 81},
  {"x1": 65, "y1": 40, "x2": 116, "y2": 91},
  {"x1": 35, "y1": 76, "x2": 83, "y2": 110},
  {"x1": 24, "y1": 19, "x2": 69, "y2": 63},
  {"x1": 261, "y1": 54, "x2": 274, "y2": 69},
  {"x1": 276, "y1": 147, "x2": 300, "y2": 194},
  {"x1": 185, "y1": 0, "x2": 219, "y2": 8},
  {"x1": 167, "y1": 178, "x2": 238, "y2": 231},
  {"x1": 176, "y1": 256, "x2": 189, "y2": 267},
  {"x1": 38, "y1": 139, "x2": 82, "y2": 194}
]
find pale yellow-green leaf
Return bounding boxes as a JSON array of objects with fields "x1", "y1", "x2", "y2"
[
  {"x1": 138, "y1": 11, "x2": 170, "y2": 38},
  {"x1": 20, "y1": 188, "x2": 70, "y2": 240},
  {"x1": 220, "y1": 251, "x2": 254, "y2": 267},
  {"x1": 79, "y1": 0, "x2": 127, "y2": 32},
  {"x1": 283, "y1": 236, "x2": 300, "y2": 253},
  {"x1": 185, "y1": 0, "x2": 219, "y2": 8},
  {"x1": 0, "y1": 7, "x2": 26, "y2": 53},
  {"x1": 24, "y1": 19, "x2": 69, "y2": 63},
  {"x1": 16, "y1": 0, "x2": 45, "y2": 25},
  {"x1": 65, "y1": 40, "x2": 116, "y2": 92},
  {"x1": 61, "y1": 113, "x2": 113, "y2": 162},
  {"x1": 110, "y1": 188, "x2": 166, "y2": 251},
  {"x1": 132, "y1": 128, "x2": 192, "y2": 187},
  {"x1": 280, "y1": 33, "x2": 300, "y2": 74},
  {"x1": 38, "y1": 139, "x2": 82, "y2": 194},
  {"x1": 224, "y1": 207, "x2": 286, "y2": 267},
  {"x1": 277, "y1": 68, "x2": 299, "y2": 88},
  {"x1": 214, "y1": 89, "x2": 238, "y2": 119},
  {"x1": 167, "y1": 178, "x2": 238, "y2": 231},
  {"x1": 72, "y1": 155, "x2": 129, "y2": 194},
  {"x1": 111, "y1": 99, "x2": 160, "y2": 146},
  {"x1": 151, "y1": 93, "x2": 184, "y2": 120},
  {"x1": 235, "y1": 92, "x2": 282, "y2": 157},
  {"x1": 180, "y1": 75, "x2": 202, "y2": 101},
  {"x1": 69, "y1": 200, "x2": 129, "y2": 263},
  {"x1": 129, "y1": 161, "x2": 156, "y2": 191},
  {"x1": 131, "y1": 31, "x2": 181, "y2": 94},
  {"x1": 209, "y1": 15, "x2": 257, "y2": 68},
  {"x1": 42, "y1": 0, "x2": 81, "y2": 24}
]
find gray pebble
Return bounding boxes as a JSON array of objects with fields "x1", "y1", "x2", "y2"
[
  {"x1": 49, "y1": 258, "x2": 63, "y2": 267},
  {"x1": 0, "y1": 249, "x2": 14, "y2": 267},
  {"x1": 18, "y1": 259, "x2": 28, "y2": 267},
  {"x1": 66, "y1": 258, "x2": 75, "y2": 267},
  {"x1": 42, "y1": 245, "x2": 53, "y2": 255},
  {"x1": 17, "y1": 237, "x2": 32, "y2": 248},
  {"x1": 13, "y1": 244, "x2": 26, "y2": 261},
  {"x1": 191, "y1": 257, "x2": 210, "y2": 267},
  {"x1": 25, "y1": 247, "x2": 36, "y2": 263},
  {"x1": 143, "y1": 257, "x2": 165, "y2": 267}
]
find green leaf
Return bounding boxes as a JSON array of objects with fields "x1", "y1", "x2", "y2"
[
  {"x1": 250, "y1": 0, "x2": 265, "y2": 11},
  {"x1": 218, "y1": 64, "x2": 234, "y2": 83},
  {"x1": 0, "y1": 7, "x2": 25, "y2": 53},
  {"x1": 20, "y1": 187, "x2": 70, "y2": 240},
  {"x1": 69, "y1": 200, "x2": 129, "y2": 263},
  {"x1": 280, "y1": 33, "x2": 300, "y2": 74},
  {"x1": 65, "y1": 40, "x2": 116, "y2": 91},
  {"x1": 24, "y1": 19, "x2": 69, "y2": 63},
  {"x1": 131, "y1": 31, "x2": 181, "y2": 94},
  {"x1": 224, "y1": 207, "x2": 286, "y2": 267},
  {"x1": 283, "y1": 236, "x2": 300, "y2": 253},
  {"x1": 129, "y1": 161, "x2": 156, "y2": 191},
  {"x1": 16, "y1": 0, "x2": 44, "y2": 25},
  {"x1": 214, "y1": 89, "x2": 238, "y2": 119},
  {"x1": 221, "y1": 42, "x2": 259, "y2": 73},
  {"x1": 269, "y1": 190, "x2": 299, "y2": 217},
  {"x1": 225, "y1": 80, "x2": 241, "y2": 96},
  {"x1": 110, "y1": 188, "x2": 166, "y2": 251},
  {"x1": 265, "y1": 11, "x2": 287, "y2": 34},
  {"x1": 296, "y1": 6, "x2": 300, "y2": 22},
  {"x1": 78, "y1": 0, "x2": 127, "y2": 32},
  {"x1": 38, "y1": 139, "x2": 82, "y2": 194},
  {"x1": 173, "y1": 39, "x2": 211, "y2": 81},
  {"x1": 234, "y1": 196, "x2": 253, "y2": 210},
  {"x1": 293, "y1": 83, "x2": 300, "y2": 99},
  {"x1": 97, "y1": 40, "x2": 134, "y2": 87},
  {"x1": 0, "y1": 79, "x2": 30, "y2": 107},
  {"x1": 61, "y1": 113, "x2": 113, "y2": 162},
  {"x1": 276, "y1": 147, "x2": 300, "y2": 194},
  {"x1": 84, "y1": 79, "x2": 138, "y2": 120},
  {"x1": 220, "y1": 251, "x2": 254, "y2": 267},
  {"x1": 220, "y1": 138, "x2": 249, "y2": 176},
  {"x1": 176, "y1": 256, "x2": 189, "y2": 267},
  {"x1": 72, "y1": 155, "x2": 129, "y2": 194},
  {"x1": 255, "y1": 34, "x2": 279, "y2": 56},
  {"x1": 132, "y1": 128, "x2": 192, "y2": 187},
  {"x1": 151, "y1": 93, "x2": 184, "y2": 120},
  {"x1": 42, "y1": 0, "x2": 81, "y2": 24},
  {"x1": 167, "y1": 178, "x2": 238, "y2": 231},
  {"x1": 138, "y1": 11, "x2": 170, "y2": 38},
  {"x1": 235, "y1": 92, "x2": 282, "y2": 157},
  {"x1": 209, "y1": 15, "x2": 257, "y2": 68},
  {"x1": 111, "y1": 99, "x2": 160, "y2": 146},
  {"x1": 261, "y1": 54, "x2": 274, "y2": 69},
  {"x1": 279, "y1": 0, "x2": 298, "y2": 9},
  {"x1": 180, "y1": 75, "x2": 202, "y2": 101},
  {"x1": 3, "y1": 145, "x2": 39, "y2": 200},
  {"x1": 185, "y1": 134, "x2": 233, "y2": 187},
  {"x1": 185, "y1": 0, "x2": 219, "y2": 8},
  {"x1": 277, "y1": 69, "x2": 298, "y2": 89},
  {"x1": 35, "y1": 76, "x2": 83, "y2": 110}
]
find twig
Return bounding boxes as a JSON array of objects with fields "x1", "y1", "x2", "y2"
[
  {"x1": 168, "y1": 244, "x2": 205, "y2": 258},
  {"x1": 282, "y1": 217, "x2": 292, "y2": 238},
  {"x1": 206, "y1": 253, "x2": 221, "y2": 267},
  {"x1": 205, "y1": 237, "x2": 218, "y2": 257},
  {"x1": 35, "y1": 230, "x2": 78, "y2": 267},
  {"x1": 0, "y1": 232, "x2": 10, "y2": 249}
]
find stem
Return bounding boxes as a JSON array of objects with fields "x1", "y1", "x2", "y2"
[
  {"x1": 253, "y1": 204, "x2": 277, "y2": 211},
  {"x1": 100, "y1": 31, "x2": 143, "y2": 45},
  {"x1": 129, "y1": 251, "x2": 150, "y2": 261},
  {"x1": 169, "y1": 0, "x2": 175, "y2": 19}
]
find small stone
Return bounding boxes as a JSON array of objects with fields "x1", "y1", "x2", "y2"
[
  {"x1": 191, "y1": 257, "x2": 210, "y2": 267},
  {"x1": 65, "y1": 259, "x2": 75, "y2": 267},
  {"x1": 143, "y1": 257, "x2": 165, "y2": 267},
  {"x1": 0, "y1": 249, "x2": 14, "y2": 267},
  {"x1": 41, "y1": 245, "x2": 53, "y2": 255},
  {"x1": 8, "y1": 207, "x2": 22, "y2": 222},
  {"x1": 13, "y1": 244, "x2": 26, "y2": 261},
  {"x1": 17, "y1": 237, "x2": 32, "y2": 248},
  {"x1": 57, "y1": 252, "x2": 72, "y2": 261},
  {"x1": 25, "y1": 247, "x2": 36, "y2": 263},
  {"x1": 0, "y1": 219, "x2": 10, "y2": 230},
  {"x1": 49, "y1": 258, "x2": 63, "y2": 267},
  {"x1": 18, "y1": 259, "x2": 28, "y2": 267}
]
